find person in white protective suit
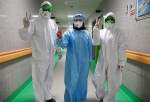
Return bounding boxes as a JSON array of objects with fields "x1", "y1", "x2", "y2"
[
  {"x1": 19, "y1": 1, "x2": 58, "y2": 102},
  {"x1": 92, "y1": 12, "x2": 127, "y2": 102}
]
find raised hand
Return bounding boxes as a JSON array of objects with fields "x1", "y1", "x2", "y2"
[
  {"x1": 95, "y1": 18, "x2": 100, "y2": 28},
  {"x1": 23, "y1": 12, "x2": 31, "y2": 28}
]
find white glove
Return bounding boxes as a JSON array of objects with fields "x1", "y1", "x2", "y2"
[{"x1": 23, "y1": 17, "x2": 30, "y2": 28}]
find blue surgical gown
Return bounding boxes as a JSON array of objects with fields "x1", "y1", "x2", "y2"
[{"x1": 56, "y1": 29, "x2": 92, "y2": 102}]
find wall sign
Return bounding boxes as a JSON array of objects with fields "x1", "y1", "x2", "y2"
[{"x1": 136, "y1": 0, "x2": 150, "y2": 20}]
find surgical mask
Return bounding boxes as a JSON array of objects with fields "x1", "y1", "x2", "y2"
[{"x1": 73, "y1": 21, "x2": 83, "y2": 28}]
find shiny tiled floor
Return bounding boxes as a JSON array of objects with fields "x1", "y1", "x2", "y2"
[{"x1": 11, "y1": 55, "x2": 138, "y2": 102}]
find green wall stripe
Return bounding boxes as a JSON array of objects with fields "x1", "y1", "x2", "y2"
[
  {"x1": 121, "y1": 84, "x2": 143, "y2": 102},
  {"x1": 4, "y1": 76, "x2": 32, "y2": 102}
]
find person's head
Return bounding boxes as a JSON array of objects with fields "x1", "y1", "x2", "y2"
[
  {"x1": 104, "y1": 12, "x2": 116, "y2": 29},
  {"x1": 39, "y1": 1, "x2": 54, "y2": 18},
  {"x1": 73, "y1": 14, "x2": 86, "y2": 30}
]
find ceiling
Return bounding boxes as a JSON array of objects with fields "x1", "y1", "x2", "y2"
[{"x1": 46, "y1": 0, "x2": 102, "y2": 28}]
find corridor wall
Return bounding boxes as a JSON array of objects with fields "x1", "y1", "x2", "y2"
[{"x1": 0, "y1": 0, "x2": 40, "y2": 101}]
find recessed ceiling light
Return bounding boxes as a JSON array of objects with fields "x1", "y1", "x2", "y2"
[{"x1": 67, "y1": 15, "x2": 74, "y2": 18}]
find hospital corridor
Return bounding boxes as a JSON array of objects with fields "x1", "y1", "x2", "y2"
[
  {"x1": 0, "y1": 0, "x2": 150, "y2": 102},
  {"x1": 2, "y1": 53, "x2": 145, "y2": 102}
]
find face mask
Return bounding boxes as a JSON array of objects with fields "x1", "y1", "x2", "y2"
[
  {"x1": 104, "y1": 15, "x2": 115, "y2": 28},
  {"x1": 105, "y1": 21, "x2": 115, "y2": 28},
  {"x1": 39, "y1": 8, "x2": 51, "y2": 18},
  {"x1": 73, "y1": 21, "x2": 83, "y2": 28},
  {"x1": 43, "y1": 11, "x2": 51, "y2": 17}
]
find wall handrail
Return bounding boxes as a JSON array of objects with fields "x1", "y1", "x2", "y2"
[
  {"x1": 0, "y1": 48, "x2": 32, "y2": 64},
  {"x1": 126, "y1": 50, "x2": 150, "y2": 65},
  {"x1": 0, "y1": 48, "x2": 149, "y2": 65}
]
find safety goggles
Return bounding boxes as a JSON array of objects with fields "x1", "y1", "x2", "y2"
[
  {"x1": 105, "y1": 16, "x2": 115, "y2": 23},
  {"x1": 73, "y1": 18, "x2": 83, "y2": 22},
  {"x1": 42, "y1": 4, "x2": 53, "y2": 12}
]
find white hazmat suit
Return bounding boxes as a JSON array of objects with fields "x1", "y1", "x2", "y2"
[
  {"x1": 93, "y1": 12, "x2": 127, "y2": 102},
  {"x1": 19, "y1": 2, "x2": 58, "y2": 102}
]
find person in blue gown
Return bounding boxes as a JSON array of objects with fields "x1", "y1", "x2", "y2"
[{"x1": 56, "y1": 14, "x2": 92, "y2": 102}]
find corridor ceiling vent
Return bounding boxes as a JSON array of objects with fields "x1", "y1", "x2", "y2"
[{"x1": 64, "y1": 0, "x2": 78, "y2": 9}]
